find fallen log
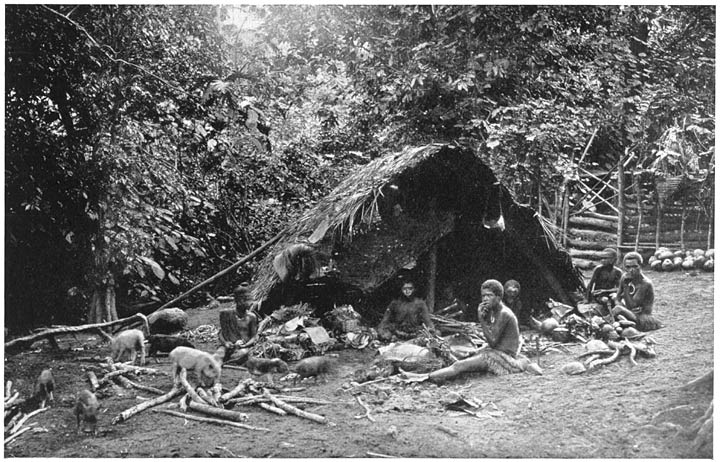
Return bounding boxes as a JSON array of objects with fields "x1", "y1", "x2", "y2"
[
  {"x1": 9, "y1": 407, "x2": 47, "y2": 435},
  {"x1": 178, "y1": 369, "x2": 211, "y2": 406},
  {"x1": 154, "y1": 408, "x2": 269, "y2": 432},
  {"x1": 219, "y1": 379, "x2": 251, "y2": 403},
  {"x1": 112, "y1": 386, "x2": 182, "y2": 424},
  {"x1": 87, "y1": 372, "x2": 100, "y2": 391},
  {"x1": 186, "y1": 400, "x2": 249, "y2": 423},
  {"x1": 5, "y1": 313, "x2": 150, "y2": 354},
  {"x1": 263, "y1": 391, "x2": 327, "y2": 424},
  {"x1": 258, "y1": 402, "x2": 287, "y2": 416},
  {"x1": 4, "y1": 392, "x2": 20, "y2": 408},
  {"x1": 4, "y1": 426, "x2": 31, "y2": 446}
]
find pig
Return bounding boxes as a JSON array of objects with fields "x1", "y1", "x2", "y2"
[
  {"x1": 168, "y1": 346, "x2": 222, "y2": 388},
  {"x1": 245, "y1": 357, "x2": 289, "y2": 376},
  {"x1": 34, "y1": 369, "x2": 55, "y2": 408},
  {"x1": 293, "y1": 356, "x2": 336, "y2": 385},
  {"x1": 74, "y1": 389, "x2": 99, "y2": 436},
  {"x1": 110, "y1": 329, "x2": 146, "y2": 366},
  {"x1": 147, "y1": 334, "x2": 195, "y2": 358}
]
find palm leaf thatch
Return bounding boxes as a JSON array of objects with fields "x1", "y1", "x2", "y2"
[{"x1": 250, "y1": 143, "x2": 584, "y2": 318}]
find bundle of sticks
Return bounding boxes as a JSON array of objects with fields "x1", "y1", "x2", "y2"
[
  {"x1": 4, "y1": 380, "x2": 48, "y2": 447},
  {"x1": 113, "y1": 373, "x2": 334, "y2": 430}
]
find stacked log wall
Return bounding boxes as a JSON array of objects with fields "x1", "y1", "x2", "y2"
[{"x1": 557, "y1": 175, "x2": 713, "y2": 270}]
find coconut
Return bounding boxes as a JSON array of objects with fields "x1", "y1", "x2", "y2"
[
  {"x1": 648, "y1": 255, "x2": 658, "y2": 264},
  {"x1": 650, "y1": 260, "x2": 663, "y2": 271},
  {"x1": 693, "y1": 248, "x2": 705, "y2": 258},
  {"x1": 658, "y1": 250, "x2": 675, "y2": 261},
  {"x1": 693, "y1": 256, "x2": 707, "y2": 269},
  {"x1": 673, "y1": 250, "x2": 685, "y2": 258},
  {"x1": 655, "y1": 247, "x2": 670, "y2": 259},
  {"x1": 672, "y1": 256, "x2": 683, "y2": 266},
  {"x1": 661, "y1": 259, "x2": 674, "y2": 271},
  {"x1": 686, "y1": 250, "x2": 695, "y2": 258},
  {"x1": 621, "y1": 326, "x2": 644, "y2": 339},
  {"x1": 560, "y1": 361, "x2": 586, "y2": 375},
  {"x1": 703, "y1": 259, "x2": 714, "y2": 271},
  {"x1": 681, "y1": 258, "x2": 695, "y2": 270},
  {"x1": 705, "y1": 249, "x2": 714, "y2": 259}
]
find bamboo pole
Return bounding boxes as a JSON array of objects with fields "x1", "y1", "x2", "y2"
[
  {"x1": 634, "y1": 174, "x2": 642, "y2": 252},
  {"x1": 617, "y1": 153, "x2": 625, "y2": 257},
  {"x1": 561, "y1": 186, "x2": 570, "y2": 247},
  {"x1": 152, "y1": 232, "x2": 283, "y2": 314}
]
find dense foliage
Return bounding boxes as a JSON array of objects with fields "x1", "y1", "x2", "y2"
[{"x1": 5, "y1": 5, "x2": 714, "y2": 329}]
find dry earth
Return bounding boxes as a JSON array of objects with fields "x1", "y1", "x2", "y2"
[{"x1": 3, "y1": 271, "x2": 714, "y2": 458}]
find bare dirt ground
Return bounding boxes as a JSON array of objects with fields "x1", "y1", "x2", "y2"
[{"x1": 3, "y1": 271, "x2": 714, "y2": 458}]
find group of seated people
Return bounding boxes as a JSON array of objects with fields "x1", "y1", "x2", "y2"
[
  {"x1": 585, "y1": 248, "x2": 661, "y2": 331},
  {"x1": 219, "y1": 248, "x2": 659, "y2": 382}
]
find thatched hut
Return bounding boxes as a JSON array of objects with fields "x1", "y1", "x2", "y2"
[{"x1": 250, "y1": 143, "x2": 585, "y2": 323}]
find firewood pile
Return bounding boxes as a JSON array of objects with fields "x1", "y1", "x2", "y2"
[
  {"x1": 111, "y1": 363, "x2": 333, "y2": 430},
  {"x1": 4, "y1": 380, "x2": 49, "y2": 448}
]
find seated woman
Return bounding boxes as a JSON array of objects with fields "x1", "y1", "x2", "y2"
[
  {"x1": 377, "y1": 281, "x2": 435, "y2": 342},
  {"x1": 218, "y1": 284, "x2": 258, "y2": 363},
  {"x1": 612, "y1": 252, "x2": 662, "y2": 331},
  {"x1": 427, "y1": 279, "x2": 523, "y2": 382}
]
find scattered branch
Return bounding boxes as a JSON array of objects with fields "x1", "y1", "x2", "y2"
[
  {"x1": 112, "y1": 387, "x2": 182, "y2": 424},
  {"x1": 263, "y1": 391, "x2": 327, "y2": 424},
  {"x1": 154, "y1": 409, "x2": 269, "y2": 432},
  {"x1": 354, "y1": 396, "x2": 375, "y2": 422}
]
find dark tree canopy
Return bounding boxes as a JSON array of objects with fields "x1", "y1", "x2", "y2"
[{"x1": 4, "y1": 5, "x2": 714, "y2": 329}]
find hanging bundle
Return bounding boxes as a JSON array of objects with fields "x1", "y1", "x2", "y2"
[{"x1": 482, "y1": 181, "x2": 505, "y2": 231}]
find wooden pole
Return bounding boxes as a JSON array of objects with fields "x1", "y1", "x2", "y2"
[
  {"x1": 680, "y1": 196, "x2": 687, "y2": 251},
  {"x1": 634, "y1": 174, "x2": 642, "y2": 252},
  {"x1": 425, "y1": 243, "x2": 437, "y2": 312},
  {"x1": 708, "y1": 192, "x2": 714, "y2": 250},
  {"x1": 655, "y1": 200, "x2": 662, "y2": 250},
  {"x1": 152, "y1": 232, "x2": 283, "y2": 314},
  {"x1": 561, "y1": 186, "x2": 571, "y2": 247},
  {"x1": 616, "y1": 152, "x2": 626, "y2": 259}
]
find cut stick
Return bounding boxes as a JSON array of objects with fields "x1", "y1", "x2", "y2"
[
  {"x1": 4, "y1": 426, "x2": 31, "y2": 446},
  {"x1": 354, "y1": 396, "x2": 376, "y2": 422},
  {"x1": 115, "y1": 364, "x2": 167, "y2": 376},
  {"x1": 5, "y1": 380, "x2": 13, "y2": 397},
  {"x1": 219, "y1": 379, "x2": 251, "y2": 402},
  {"x1": 367, "y1": 451, "x2": 395, "y2": 458},
  {"x1": 258, "y1": 402, "x2": 287, "y2": 415},
  {"x1": 228, "y1": 395, "x2": 335, "y2": 406},
  {"x1": 196, "y1": 387, "x2": 219, "y2": 407},
  {"x1": 4, "y1": 392, "x2": 20, "y2": 407},
  {"x1": 112, "y1": 386, "x2": 182, "y2": 424},
  {"x1": 178, "y1": 369, "x2": 211, "y2": 406},
  {"x1": 10, "y1": 407, "x2": 47, "y2": 435},
  {"x1": 154, "y1": 409, "x2": 269, "y2": 432},
  {"x1": 352, "y1": 376, "x2": 394, "y2": 388},
  {"x1": 87, "y1": 371, "x2": 100, "y2": 391},
  {"x1": 186, "y1": 400, "x2": 249, "y2": 423},
  {"x1": 119, "y1": 378, "x2": 165, "y2": 395},
  {"x1": 100, "y1": 370, "x2": 131, "y2": 385},
  {"x1": 264, "y1": 391, "x2": 327, "y2": 424}
]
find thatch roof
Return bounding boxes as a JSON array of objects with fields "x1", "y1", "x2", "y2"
[{"x1": 250, "y1": 143, "x2": 584, "y2": 318}]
